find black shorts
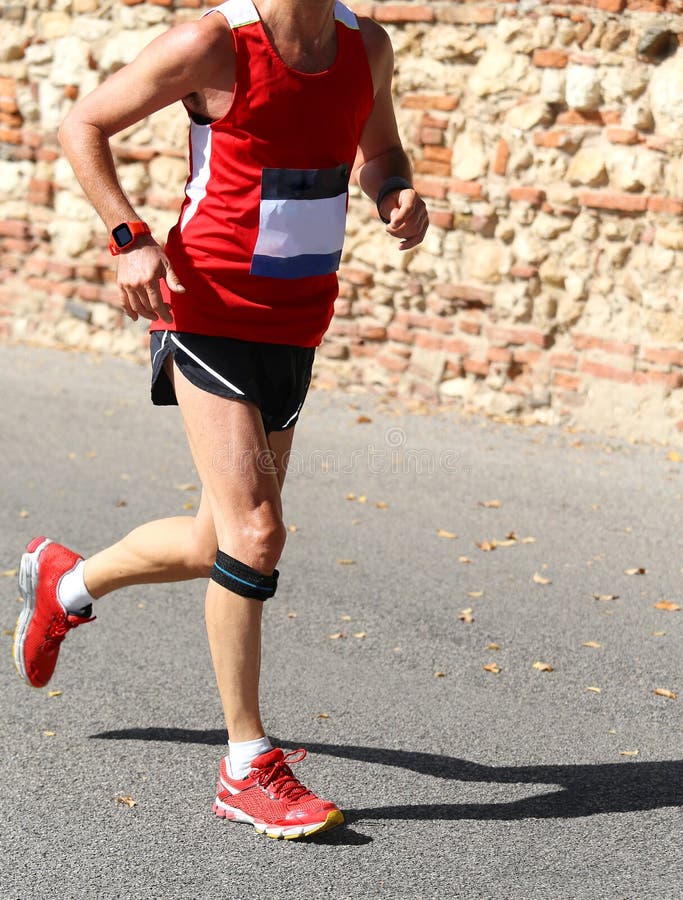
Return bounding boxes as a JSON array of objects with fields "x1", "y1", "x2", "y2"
[{"x1": 150, "y1": 331, "x2": 315, "y2": 433}]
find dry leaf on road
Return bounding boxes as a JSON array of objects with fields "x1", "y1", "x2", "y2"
[
  {"x1": 586, "y1": 687, "x2": 601, "y2": 693},
  {"x1": 459, "y1": 556, "x2": 472, "y2": 564},
  {"x1": 337, "y1": 558, "x2": 355, "y2": 565},
  {"x1": 43, "y1": 731, "x2": 56, "y2": 737},
  {"x1": 532, "y1": 661, "x2": 554, "y2": 672},
  {"x1": 437, "y1": 529, "x2": 457, "y2": 539},
  {"x1": 175, "y1": 483, "x2": 198, "y2": 491},
  {"x1": 654, "y1": 600, "x2": 681, "y2": 612},
  {"x1": 116, "y1": 795, "x2": 137, "y2": 808},
  {"x1": 483, "y1": 662, "x2": 501, "y2": 674},
  {"x1": 619, "y1": 750, "x2": 639, "y2": 757},
  {"x1": 582, "y1": 641, "x2": 602, "y2": 649},
  {"x1": 653, "y1": 688, "x2": 676, "y2": 700},
  {"x1": 467, "y1": 591, "x2": 484, "y2": 598},
  {"x1": 328, "y1": 632, "x2": 346, "y2": 640},
  {"x1": 1, "y1": 569, "x2": 17, "y2": 577},
  {"x1": 48, "y1": 690, "x2": 62, "y2": 698},
  {"x1": 533, "y1": 573, "x2": 552, "y2": 585},
  {"x1": 593, "y1": 593, "x2": 618, "y2": 601},
  {"x1": 479, "y1": 499, "x2": 501, "y2": 508},
  {"x1": 458, "y1": 608, "x2": 474, "y2": 624},
  {"x1": 487, "y1": 642, "x2": 500, "y2": 650},
  {"x1": 477, "y1": 541, "x2": 496, "y2": 552},
  {"x1": 434, "y1": 671, "x2": 446, "y2": 678},
  {"x1": 624, "y1": 567, "x2": 647, "y2": 575},
  {"x1": 353, "y1": 631, "x2": 367, "y2": 639}
]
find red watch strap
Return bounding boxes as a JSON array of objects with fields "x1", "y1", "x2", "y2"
[{"x1": 109, "y1": 221, "x2": 151, "y2": 256}]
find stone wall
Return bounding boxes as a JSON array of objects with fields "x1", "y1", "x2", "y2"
[{"x1": 3, "y1": 0, "x2": 683, "y2": 441}]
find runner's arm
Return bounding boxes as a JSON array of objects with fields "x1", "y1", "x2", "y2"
[
  {"x1": 58, "y1": 18, "x2": 233, "y2": 322},
  {"x1": 354, "y1": 22, "x2": 428, "y2": 251}
]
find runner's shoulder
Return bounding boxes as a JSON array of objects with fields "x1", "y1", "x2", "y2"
[
  {"x1": 152, "y1": 14, "x2": 235, "y2": 72},
  {"x1": 357, "y1": 15, "x2": 393, "y2": 70}
]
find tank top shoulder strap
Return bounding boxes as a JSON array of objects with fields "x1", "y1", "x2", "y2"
[
  {"x1": 333, "y1": 0, "x2": 360, "y2": 30},
  {"x1": 202, "y1": 0, "x2": 259, "y2": 29}
]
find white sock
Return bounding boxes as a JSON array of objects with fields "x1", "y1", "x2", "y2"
[
  {"x1": 57, "y1": 560, "x2": 94, "y2": 615},
  {"x1": 227, "y1": 736, "x2": 272, "y2": 780}
]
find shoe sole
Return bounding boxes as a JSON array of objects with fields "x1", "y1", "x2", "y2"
[
  {"x1": 213, "y1": 798, "x2": 344, "y2": 840},
  {"x1": 13, "y1": 537, "x2": 52, "y2": 686}
]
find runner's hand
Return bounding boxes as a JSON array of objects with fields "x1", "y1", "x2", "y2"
[
  {"x1": 383, "y1": 188, "x2": 429, "y2": 251},
  {"x1": 116, "y1": 237, "x2": 184, "y2": 323}
]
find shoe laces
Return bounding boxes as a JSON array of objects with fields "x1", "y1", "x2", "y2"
[
  {"x1": 47, "y1": 611, "x2": 94, "y2": 641},
  {"x1": 254, "y1": 749, "x2": 314, "y2": 801}
]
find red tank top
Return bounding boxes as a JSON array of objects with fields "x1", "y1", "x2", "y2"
[{"x1": 153, "y1": 0, "x2": 374, "y2": 347}]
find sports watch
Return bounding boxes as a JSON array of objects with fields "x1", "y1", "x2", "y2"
[{"x1": 109, "y1": 221, "x2": 151, "y2": 256}]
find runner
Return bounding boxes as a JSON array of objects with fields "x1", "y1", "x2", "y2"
[{"x1": 13, "y1": 0, "x2": 428, "y2": 839}]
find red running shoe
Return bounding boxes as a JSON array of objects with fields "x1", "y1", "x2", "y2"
[
  {"x1": 13, "y1": 537, "x2": 95, "y2": 688},
  {"x1": 213, "y1": 747, "x2": 344, "y2": 839}
]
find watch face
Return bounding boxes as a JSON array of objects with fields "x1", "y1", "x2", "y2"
[{"x1": 112, "y1": 223, "x2": 133, "y2": 248}]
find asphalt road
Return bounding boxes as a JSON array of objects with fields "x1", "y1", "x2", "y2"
[{"x1": 1, "y1": 343, "x2": 681, "y2": 900}]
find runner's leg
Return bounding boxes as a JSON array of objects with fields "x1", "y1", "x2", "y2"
[
  {"x1": 172, "y1": 362, "x2": 294, "y2": 743},
  {"x1": 83, "y1": 489, "x2": 217, "y2": 598}
]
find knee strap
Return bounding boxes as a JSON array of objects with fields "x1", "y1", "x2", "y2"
[{"x1": 211, "y1": 550, "x2": 279, "y2": 600}]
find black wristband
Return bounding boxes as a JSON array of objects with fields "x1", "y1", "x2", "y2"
[{"x1": 376, "y1": 177, "x2": 413, "y2": 224}]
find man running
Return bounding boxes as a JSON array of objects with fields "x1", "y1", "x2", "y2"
[{"x1": 13, "y1": 0, "x2": 428, "y2": 839}]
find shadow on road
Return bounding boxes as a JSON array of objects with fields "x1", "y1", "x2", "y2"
[{"x1": 91, "y1": 727, "x2": 683, "y2": 823}]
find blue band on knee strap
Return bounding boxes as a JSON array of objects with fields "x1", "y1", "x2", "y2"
[{"x1": 211, "y1": 550, "x2": 279, "y2": 600}]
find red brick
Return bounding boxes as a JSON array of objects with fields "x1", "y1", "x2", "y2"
[
  {"x1": 575, "y1": 20, "x2": 594, "y2": 45},
  {"x1": 569, "y1": 52, "x2": 599, "y2": 67},
  {"x1": 533, "y1": 130, "x2": 577, "y2": 150},
  {"x1": 579, "y1": 360, "x2": 633, "y2": 383},
  {"x1": 442, "y1": 5, "x2": 497, "y2": 24},
  {"x1": 458, "y1": 319, "x2": 482, "y2": 336},
  {"x1": 420, "y1": 127, "x2": 444, "y2": 146},
  {"x1": 463, "y1": 358, "x2": 489, "y2": 377},
  {"x1": 549, "y1": 352, "x2": 579, "y2": 369},
  {"x1": 378, "y1": 353, "x2": 409, "y2": 374},
  {"x1": 387, "y1": 323, "x2": 414, "y2": 344},
  {"x1": 401, "y1": 94, "x2": 459, "y2": 111},
  {"x1": 579, "y1": 191, "x2": 648, "y2": 213},
  {"x1": 553, "y1": 372, "x2": 582, "y2": 391},
  {"x1": 421, "y1": 113, "x2": 449, "y2": 131},
  {"x1": 413, "y1": 177, "x2": 448, "y2": 200},
  {"x1": 423, "y1": 147, "x2": 451, "y2": 165},
  {"x1": 492, "y1": 139, "x2": 510, "y2": 176},
  {"x1": 486, "y1": 325, "x2": 550, "y2": 348},
  {"x1": 2, "y1": 238, "x2": 32, "y2": 254},
  {"x1": 339, "y1": 266, "x2": 373, "y2": 286},
  {"x1": 111, "y1": 143, "x2": 156, "y2": 162},
  {"x1": 46, "y1": 261, "x2": 75, "y2": 280},
  {"x1": 37, "y1": 147, "x2": 59, "y2": 162},
  {"x1": 487, "y1": 346, "x2": 513, "y2": 363},
  {"x1": 532, "y1": 49, "x2": 569, "y2": 68},
  {"x1": 415, "y1": 332, "x2": 444, "y2": 351},
  {"x1": 0, "y1": 128, "x2": 22, "y2": 145},
  {"x1": 0, "y1": 77, "x2": 16, "y2": 99},
  {"x1": 415, "y1": 159, "x2": 450, "y2": 177},
  {"x1": 435, "y1": 283, "x2": 494, "y2": 306},
  {"x1": 510, "y1": 264, "x2": 539, "y2": 279},
  {"x1": 450, "y1": 179, "x2": 483, "y2": 199},
  {"x1": 359, "y1": 324, "x2": 387, "y2": 341},
  {"x1": 0, "y1": 220, "x2": 29, "y2": 238},
  {"x1": 606, "y1": 127, "x2": 639, "y2": 145},
  {"x1": 572, "y1": 334, "x2": 636, "y2": 355},
  {"x1": 508, "y1": 186, "x2": 546, "y2": 206},
  {"x1": 648, "y1": 196, "x2": 683, "y2": 215},
  {"x1": 641, "y1": 346, "x2": 683, "y2": 367},
  {"x1": 596, "y1": 0, "x2": 625, "y2": 10},
  {"x1": 429, "y1": 210, "x2": 454, "y2": 229},
  {"x1": 443, "y1": 337, "x2": 471, "y2": 356},
  {"x1": 373, "y1": 5, "x2": 434, "y2": 23},
  {"x1": 556, "y1": 110, "x2": 605, "y2": 127},
  {"x1": 646, "y1": 135, "x2": 673, "y2": 152},
  {"x1": 633, "y1": 370, "x2": 683, "y2": 389}
]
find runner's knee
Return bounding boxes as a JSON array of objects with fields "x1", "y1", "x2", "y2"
[{"x1": 223, "y1": 511, "x2": 286, "y2": 573}]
